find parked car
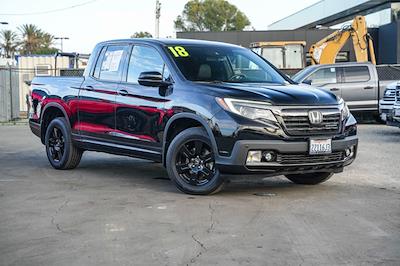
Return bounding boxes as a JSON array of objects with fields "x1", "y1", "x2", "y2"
[
  {"x1": 292, "y1": 62, "x2": 400, "y2": 113},
  {"x1": 388, "y1": 84, "x2": 400, "y2": 128},
  {"x1": 379, "y1": 81, "x2": 398, "y2": 122},
  {"x1": 28, "y1": 39, "x2": 358, "y2": 195}
]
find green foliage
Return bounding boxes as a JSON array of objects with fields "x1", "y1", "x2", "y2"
[
  {"x1": 131, "y1": 31, "x2": 153, "y2": 38},
  {"x1": 18, "y1": 24, "x2": 58, "y2": 55},
  {"x1": 0, "y1": 24, "x2": 59, "y2": 57},
  {"x1": 0, "y1": 30, "x2": 19, "y2": 58},
  {"x1": 174, "y1": 0, "x2": 250, "y2": 32}
]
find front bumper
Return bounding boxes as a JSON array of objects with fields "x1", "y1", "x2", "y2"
[
  {"x1": 379, "y1": 99, "x2": 395, "y2": 121},
  {"x1": 387, "y1": 104, "x2": 400, "y2": 127},
  {"x1": 216, "y1": 135, "x2": 358, "y2": 175}
]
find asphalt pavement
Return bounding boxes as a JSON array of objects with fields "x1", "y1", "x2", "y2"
[{"x1": 0, "y1": 124, "x2": 399, "y2": 265}]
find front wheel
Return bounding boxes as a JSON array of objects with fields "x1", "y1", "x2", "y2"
[
  {"x1": 166, "y1": 127, "x2": 224, "y2": 195},
  {"x1": 285, "y1": 172, "x2": 333, "y2": 185}
]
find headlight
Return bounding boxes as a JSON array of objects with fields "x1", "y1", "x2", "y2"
[
  {"x1": 216, "y1": 98, "x2": 277, "y2": 123},
  {"x1": 338, "y1": 97, "x2": 350, "y2": 121}
]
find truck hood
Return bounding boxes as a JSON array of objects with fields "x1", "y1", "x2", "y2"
[{"x1": 195, "y1": 82, "x2": 339, "y2": 106}]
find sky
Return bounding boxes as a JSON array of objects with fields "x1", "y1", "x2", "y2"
[{"x1": 0, "y1": 0, "x2": 320, "y2": 53}]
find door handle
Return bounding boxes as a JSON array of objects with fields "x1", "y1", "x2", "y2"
[
  {"x1": 84, "y1": 85, "x2": 94, "y2": 91},
  {"x1": 364, "y1": 86, "x2": 373, "y2": 90},
  {"x1": 118, "y1": 89, "x2": 128, "y2": 96},
  {"x1": 330, "y1": 88, "x2": 340, "y2": 91}
]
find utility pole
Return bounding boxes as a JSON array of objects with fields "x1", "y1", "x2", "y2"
[
  {"x1": 155, "y1": 0, "x2": 161, "y2": 38},
  {"x1": 0, "y1": 22, "x2": 8, "y2": 56},
  {"x1": 54, "y1": 37, "x2": 69, "y2": 52}
]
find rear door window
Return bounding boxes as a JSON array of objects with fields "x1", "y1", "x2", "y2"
[
  {"x1": 341, "y1": 66, "x2": 370, "y2": 82},
  {"x1": 308, "y1": 67, "x2": 337, "y2": 85},
  {"x1": 94, "y1": 45, "x2": 128, "y2": 82}
]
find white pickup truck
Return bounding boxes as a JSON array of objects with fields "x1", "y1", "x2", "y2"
[
  {"x1": 379, "y1": 81, "x2": 398, "y2": 122},
  {"x1": 388, "y1": 84, "x2": 400, "y2": 128},
  {"x1": 292, "y1": 62, "x2": 400, "y2": 113}
]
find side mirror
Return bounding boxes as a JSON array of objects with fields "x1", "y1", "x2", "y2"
[
  {"x1": 302, "y1": 79, "x2": 312, "y2": 85},
  {"x1": 138, "y1": 71, "x2": 172, "y2": 87}
]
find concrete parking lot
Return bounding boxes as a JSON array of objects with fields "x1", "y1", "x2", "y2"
[{"x1": 0, "y1": 124, "x2": 399, "y2": 266}]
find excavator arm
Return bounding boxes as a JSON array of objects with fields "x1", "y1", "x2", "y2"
[{"x1": 309, "y1": 16, "x2": 376, "y2": 65}]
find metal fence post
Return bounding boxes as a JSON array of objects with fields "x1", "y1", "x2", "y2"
[{"x1": 9, "y1": 65, "x2": 13, "y2": 121}]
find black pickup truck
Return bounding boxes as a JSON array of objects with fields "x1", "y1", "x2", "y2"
[{"x1": 29, "y1": 39, "x2": 358, "y2": 194}]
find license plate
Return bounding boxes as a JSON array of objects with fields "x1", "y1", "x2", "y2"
[
  {"x1": 395, "y1": 109, "x2": 400, "y2": 117},
  {"x1": 381, "y1": 113, "x2": 387, "y2": 121},
  {"x1": 309, "y1": 139, "x2": 332, "y2": 155}
]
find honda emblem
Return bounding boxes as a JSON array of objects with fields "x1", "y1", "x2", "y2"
[{"x1": 308, "y1": 110, "x2": 323, "y2": 125}]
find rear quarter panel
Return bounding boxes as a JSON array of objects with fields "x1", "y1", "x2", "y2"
[{"x1": 30, "y1": 76, "x2": 84, "y2": 134}]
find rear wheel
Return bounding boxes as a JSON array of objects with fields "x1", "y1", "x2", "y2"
[
  {"x1": 285, "y1": 172, "x2": 333, "y2": 185},
  {"x1": 45, "y1": 117, "x2": 83, "y2": 170},
  {"x1": 166, "y1": 127, "x2": 224, "y2": 195}
]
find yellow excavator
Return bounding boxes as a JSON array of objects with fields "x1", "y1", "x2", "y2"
[{"x1": 309, "y1": 16, "x2": 376, "y2": 65}]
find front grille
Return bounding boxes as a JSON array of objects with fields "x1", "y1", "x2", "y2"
[
  {"x1": 396, "y1": 86, "x2": 400, "y2": 103},
  {"x1": 383, "y1": 88, "x2": 396, "y2": 101},
  {"x1": 281, "y1": 109, "x2": 341, "y2": 136},
  {"x1": 277, "y1": 152, "x2": 344, "y2": 165}
]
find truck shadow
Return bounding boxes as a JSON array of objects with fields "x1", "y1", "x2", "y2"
[{"x1": 77, "y1": 154, "x2": 338, "y2": 196}]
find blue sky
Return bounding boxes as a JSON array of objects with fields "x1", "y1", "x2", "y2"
[{"x1": 0, "y1": 0, "x2": 319, "y2": 53}]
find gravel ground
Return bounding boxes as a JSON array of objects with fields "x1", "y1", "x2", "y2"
[{"x1": 0, "y1": 124, "x2": 399, "y2": 266}]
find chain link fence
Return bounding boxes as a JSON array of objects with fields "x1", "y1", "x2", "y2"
[{"x1": 0, "y1": 67, "x2": 84, "y2": 122}]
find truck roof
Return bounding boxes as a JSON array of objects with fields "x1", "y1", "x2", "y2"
[
  {"x1": 304, "y1": 61, "x2": 375, "y2": 70},
  {"x1": 98, "y1": 38, "x2": 241, "y2": 48}
]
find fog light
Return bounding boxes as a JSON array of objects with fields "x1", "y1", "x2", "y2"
[
  {"x1": 263, "y1": 151, "x2": 276, "y2": 162},
  {"x1": 246, "y1": 151, "x2": 262, "y2": 164},
  {"x1": 345, "y1": 146, "x2": 354, "y2": 158}
]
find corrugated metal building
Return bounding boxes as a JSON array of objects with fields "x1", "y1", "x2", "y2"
[{"x1": 16, "y1": 55, "x2": 72, "y2": 113}]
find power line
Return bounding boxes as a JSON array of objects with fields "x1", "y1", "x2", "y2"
[{"x1": 0, "y1": 0, "x2": 99, "y2": 16}]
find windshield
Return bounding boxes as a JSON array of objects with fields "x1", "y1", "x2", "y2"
[
  {"x1": 291, "y1": 67, "x2": 315, "y2": 82},
  {"x1": 166, "y1": 45, "x2": 288, "y2": 84}
]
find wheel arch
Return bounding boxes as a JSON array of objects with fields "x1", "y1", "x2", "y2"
[
  {"x1": 40, "y1": 103, "x2": 71, "y2": 144},
  {"x1": 162, "y1": 113, "x2": 219, "y2": 166}
]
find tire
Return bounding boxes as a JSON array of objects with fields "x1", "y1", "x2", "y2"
[
  {"x1": 166, "y1": 127, "x2": 224, "y2": 195},
  {"x1": 45, "y1": 117, "x2": 83, "y2": 170},
  {"x1": 285, "y1": 172, "x2": 333, "y2": 185}
]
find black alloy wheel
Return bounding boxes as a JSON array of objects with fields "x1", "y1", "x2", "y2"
[
  {"x1": 48, "y1": 127, "x2": 65, "y2": 162},
  {"x1": 175, "y1": 139, "x2": 216, "y2": 186},
  {"x1": 45, "y1": 117, "x2": 83, "y2": 170},
  {"x1": 166, "y1": 127, "x2": 224, "y2": 195}
]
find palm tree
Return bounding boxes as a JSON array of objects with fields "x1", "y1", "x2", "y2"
[
  {"x1": 0, "y1": 30, "x2": 19, "y2": 58},
  {"x1": 38, "y1": 32, "x2": 54, "y2": 48},
  {"x1": 18, "y1": 24, "x2": 40, "y2": 55}
]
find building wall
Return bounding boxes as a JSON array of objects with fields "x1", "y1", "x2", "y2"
[
  {"x1": 378, "y1": 21, "x2": 398, "y2": 64},
  {"x1": 17, "y1": 55, "x2": 70, "y2": 112},
  {"x1": 268, "y1": 0, "x2": 371, "y2": 30},
  {"x1": 177, "y1": 28, "x2": 380, "y2": 63}
]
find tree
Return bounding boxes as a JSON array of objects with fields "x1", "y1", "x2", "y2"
[
  {"x1": 18, "y1": 24, "x2": 58, "y2": 55},
  {"x1": 131, "y1": 31, "x2": 153, "y2": 38},
  {"x1": 0, "y1": 30, "x2": 19, "y2": 58},
  {"x1": 174, "y1": 0, "x2": 250, "y2": 32},
  {"x1": 34, "y1": 32, "x2": 58, "y2": 54},
  {"x1": 18, "y1": 24, "x2": 40, "y2": 55}
]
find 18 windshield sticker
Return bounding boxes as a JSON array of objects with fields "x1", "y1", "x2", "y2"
[{"x1": 168, "y1": 46, "x2": 189, "y2": 57}]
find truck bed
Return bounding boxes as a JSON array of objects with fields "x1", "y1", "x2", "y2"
[{"x1": 32, "y1": 76, "x2": 85, "y2": 94}]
